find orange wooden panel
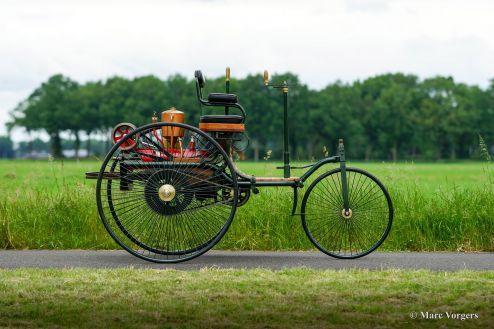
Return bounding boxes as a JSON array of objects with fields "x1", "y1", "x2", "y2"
[{"x1": 199, "y1": 123, "x2": 245, "y2": 132}]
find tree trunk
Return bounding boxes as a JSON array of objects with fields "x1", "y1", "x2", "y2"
[
  {"x1": 28, "y1": 133, "x2": 33, "y2": 157},
  {"x1": 74, "y1": 131, "x2": 80, "y2": 159},
  {"x1": 50, "y1": 131, "x2": 63, "y2": 158},
  {"x1": 86, "y1": 131, "x2": 92, "y2": 157},
  {"x1": 436, "y1": 145, "x2": 442, "y2": 160},
  {"x1": 307, "y1": 141, "x2": 314, "y2": 160},
  {"x1": 365, "y1": 144, "x2": 373, "y2": 161},
  {"x1": 107, "y1": 128, "x2": 113, "y2": 150},
  {"x1": 450, "y1": 144, "x2": 456, "y2": 160},
  {"x1": 290, "y1": 141, "x2": 296, "y2": 160},
  {"x1": 391, "y1": 141, "x2": 398, "y2": 162}
]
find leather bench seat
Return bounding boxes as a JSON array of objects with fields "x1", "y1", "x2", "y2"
[
  {"x1": 199, "y1": 115, "x2": 243, "y2": 124},
  {"x1": 207, "y1": 93, "x2": 238, "y2": 103}
]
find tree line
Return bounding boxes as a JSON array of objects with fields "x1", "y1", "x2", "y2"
[{"x1": 7, "y1": 72, "x2": 494, "y2": 160}]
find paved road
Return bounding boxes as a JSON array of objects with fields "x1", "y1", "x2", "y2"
[{"x1": 1, "y1": 250, "x2": 493, "y2": 270}]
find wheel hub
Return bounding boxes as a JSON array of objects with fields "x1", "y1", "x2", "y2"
[
  {"x1": 159, "y1": 184, "x2": 176, "y2": 201},
  {"x1": 144, "y1": 170, "x2": 193, "y2": 215},
  {"x1": 341, "y1": 208, "x2": 353, "y2": 219}
]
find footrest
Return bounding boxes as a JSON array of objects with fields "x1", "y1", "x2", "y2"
[
  {"x1": 275, "y1": 164, "x2": 314, "y2": 170},
  {"x1": 255, "y1": 177, "x2": 300, "y2": 182},
  {"x1": 85, "y1": 172, "x2": 121, "y2": 180}
]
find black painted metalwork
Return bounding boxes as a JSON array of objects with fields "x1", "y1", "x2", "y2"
[
  {"x1": 194, "y1": 70, "x2": 246, "y2": 121},
  {"x1": 225, "y1": 67, "x2": 230, "y2": 115},
  {"x1": 338, "y1": 139, "x2": 350, "y2": 211},
  {"x1": 301, "y1": 167, "x2": 393, "y2": 258},
  {"x1": 291, "y1": 187, "x2": 298, "y2": 216},
  {"x1": 282, "y1": 81, "x2": 290, "y2": 178}
]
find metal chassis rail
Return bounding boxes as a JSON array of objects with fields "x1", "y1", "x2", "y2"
[{"x1": 86, "y1": 142, "x2": 347, "y2": 216}]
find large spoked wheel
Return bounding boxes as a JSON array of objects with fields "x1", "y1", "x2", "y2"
[
  {"x1": 96, "y1": 122, "x2": 238, "y2": 263},
  {"x1": 301, "y1": 167, "x2": 393, "y2": 259}
]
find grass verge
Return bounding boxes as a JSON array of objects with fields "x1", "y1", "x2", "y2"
[
  {"x1": 0, "y1": 268, "x2": 492, "y2": 329},
  {"x1": 1, "y1": 160, "x2": 494, "y2": 251}
]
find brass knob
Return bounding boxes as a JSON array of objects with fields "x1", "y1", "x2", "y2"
[
  {"x1": 263, "y1": 70, "x2": 269, "y2": 86},
  {"x1": 226, "y1": 67, "x2": 230, "y2": 81}
]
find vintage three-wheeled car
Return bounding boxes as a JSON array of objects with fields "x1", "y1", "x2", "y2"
[{"x1": 86, "y1": 68, "x2": 393, "y2": 263}]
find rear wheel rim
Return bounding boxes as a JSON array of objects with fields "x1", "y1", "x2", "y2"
[
  {"x1": 96, "y1": 122, "x2": 238, "y2": 263},
  {"x1": 301, "y1": 167, "x2": 393, "y2": 259}
]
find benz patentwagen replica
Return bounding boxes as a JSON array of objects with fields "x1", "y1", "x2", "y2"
[{"x1": 86, "y1": 68, "x2": 393, "y2": 263}]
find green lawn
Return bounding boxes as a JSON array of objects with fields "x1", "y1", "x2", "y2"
[
  {"x1": 1, "y1": 159, "x2": 494, "y2": 251},
  {"x1": 0, "y1": 159, "x2": 491, "y2": 192},
  {"x1": 0, "y1": 268, "x2": 492, "y2": 329}
]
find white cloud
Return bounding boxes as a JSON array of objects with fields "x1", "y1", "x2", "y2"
[{"x1": 1, "y1": 0, "x2": 494, "y2": 139}]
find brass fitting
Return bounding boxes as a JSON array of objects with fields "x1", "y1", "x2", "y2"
[
  {"x1": 282, "y1": 81, "x2": 288, "y2": 93},
  {"x1": 263, "y1": 70, "x2": 269, "y2": 86}
]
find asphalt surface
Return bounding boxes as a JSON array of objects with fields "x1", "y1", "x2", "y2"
[{"x1": 0, "y1": 250, "x2": 493, "y2": 271}]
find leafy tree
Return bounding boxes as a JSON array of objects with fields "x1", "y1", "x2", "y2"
[
  {"x1": 315, "y1": 81, "x2": 365, "y2": 159},
  {"x1": 373, "y1": 74, "x2": 419, "y2": 160},
  {"x1": 10, "y1": 74, "x2": 79, "y2": 158},
  {"x1": 7, "y1": 71, "x2": 494, "y2": 161},
  {"x1": 418, "y1": 77, "x2": 475, "y2": 159},
  {"x1": 74, "y1": 81, "x2": 104, "y2": 156}
]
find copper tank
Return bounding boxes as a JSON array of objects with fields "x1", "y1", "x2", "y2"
[{"x1": 161, "y1": 107, "x2": 184, "y2": 147}]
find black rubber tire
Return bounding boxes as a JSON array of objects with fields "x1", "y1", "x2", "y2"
[
  {"x1": 301, "y1": 167, "x2": 393, "y2": 259},
  {"x1": 96, "y1": 122, "x2": 238, "y2": 263}
]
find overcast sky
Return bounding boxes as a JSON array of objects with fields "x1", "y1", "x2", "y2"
[{"x1": 1, "y1": 0, "x2": 494, "y2": 138}]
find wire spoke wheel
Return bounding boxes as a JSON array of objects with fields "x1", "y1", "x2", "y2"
[
  {"x1": 301, "y1": 167, "x2": 393, "y2": 259},
  {"x1": 96, "y1": 122, "x2": 238, "y2": 263}
]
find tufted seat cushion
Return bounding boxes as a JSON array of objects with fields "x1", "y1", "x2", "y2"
[
  {"x1": 199, "y1": 115, "x2": 243, "y2": 124},
  {"x1": 207, "y1": 93, "x2": 238, "y2": 103}
]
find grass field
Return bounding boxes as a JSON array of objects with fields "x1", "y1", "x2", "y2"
[
  {"x1": 0, "y1": 268, "x2": 492, "y2": 329},
  {"x1": 1, "y1": 159, "x2": 494, "y2": 251}
]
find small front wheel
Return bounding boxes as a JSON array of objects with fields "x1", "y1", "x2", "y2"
[{"x1": 301, "y1": 167, "x2": 393, "y2": 259}]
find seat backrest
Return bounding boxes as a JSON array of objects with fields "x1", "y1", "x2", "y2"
[
  {"x1": 194, "y1": 70, "x2": 205, "y2": 88},
  {"x1": 193, "y1": 70, "x2": 246, "y2": 122}
]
